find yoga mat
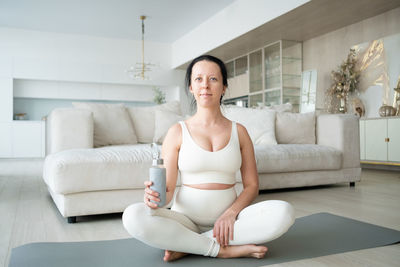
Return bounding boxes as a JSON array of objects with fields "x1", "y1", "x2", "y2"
[{"x1": 9, "y1": 213, "x2": 400, "y2": 267}]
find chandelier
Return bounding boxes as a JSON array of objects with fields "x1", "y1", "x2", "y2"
[{"x1": 126, "y1": 15, "x2": 155, "y2": 80}]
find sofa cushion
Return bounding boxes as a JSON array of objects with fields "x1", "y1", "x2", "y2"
[
  {"x1": 222, "y1": 106, "x2": 277, "y2": 145},
  {"x1": 276, "y1": 112, "x2": 316, "y2": 144},
  {"x1": 153, "y1": 109, "x2": 185, "y2": 144},
  {"x1": 48, "y1": 108, "x2": 94, "y2": 153},
  {"x1": 255, "y1": 144, "x2": 341, "y2": 173},
  {"x1": 127, "y1": 101, "x2": 181, "y2": 143},
  {"x1": 72, "y1": 102, "x2": 137, "y2": 147},
  {"x1": 43, "y1": 144, "x2": 157, "y2": 194}
]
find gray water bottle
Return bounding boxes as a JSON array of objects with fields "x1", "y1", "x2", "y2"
[{"x1": 149, "y1": 143, "x2": 166, "y2": 207}]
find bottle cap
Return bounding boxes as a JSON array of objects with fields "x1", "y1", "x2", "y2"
[{"x1": 153, "y1": 158, "x2": 164, "y2": 165}]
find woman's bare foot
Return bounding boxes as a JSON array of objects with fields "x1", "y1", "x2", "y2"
[
  {"x1": 163, "y1": 250, "x2": 188, "y2": 262},
  {"x1": 218, "y1": 244, "x2": 268, "y2": 259}
]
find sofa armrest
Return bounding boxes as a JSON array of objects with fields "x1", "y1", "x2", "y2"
[
  {"x1": 316, "y1": 114, "x2": 360, "y2": 169},
  {"x1": 46, "y1": 108, "x2": 94, "y2": 155}
]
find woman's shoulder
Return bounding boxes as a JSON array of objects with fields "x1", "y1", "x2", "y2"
[
  {"x1": 163, "y1": 122, "x2": 183, "y2": 150},
  {"x1": 233, "y1": 122, "x2": 252, "y2": 147},
  {"x1": 167, "y1": 122, "x2": 183, "y2": 136},
  {"x1": 233, "y1": 121, "x2": 248, "y2": 134}
]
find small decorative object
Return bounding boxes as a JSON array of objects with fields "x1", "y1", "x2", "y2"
[
  {"x1": 14, "y1": 113, "x2": 27, "y2": 120},
  {"x1": 379, "y1": 104, "x2": 396, "y2": 117},
  {"x1": 326, "y1": 49, "x2": 360, "y2": 113},
  {"x1": 351, "y1": 97, "x2": 365, "y2": 117},
  {"x1": 153, "y1": 87, "x2": 166, "y2": 105}
]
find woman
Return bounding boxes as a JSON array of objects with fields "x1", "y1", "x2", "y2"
[{"x1": 123, "y1": 55, "x2": 294, "y2": 262}]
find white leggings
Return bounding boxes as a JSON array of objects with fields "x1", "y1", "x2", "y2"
[{"x1": 122, "y1": 186, "x2": 295, "y2": 257}]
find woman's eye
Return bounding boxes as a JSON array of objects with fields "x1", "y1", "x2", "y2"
[
  {"x1": 210, "y1": 77, "x2": 217, "y2": 81},
  {"x1": 194, "y1": 77, "x2": 201, "y2": 81}
]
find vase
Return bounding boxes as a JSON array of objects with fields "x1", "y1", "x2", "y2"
[{"x1": 339, "y1": 96, "x2": 346, "y2": 113}]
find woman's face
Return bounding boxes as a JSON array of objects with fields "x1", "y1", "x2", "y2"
[{"x1": 190, "y1": 60, "x2": 226, "y2": 108}]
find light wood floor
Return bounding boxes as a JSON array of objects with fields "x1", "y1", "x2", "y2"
[{"x1": 1, "y1": 169, "x2": 399, "y2": 267}]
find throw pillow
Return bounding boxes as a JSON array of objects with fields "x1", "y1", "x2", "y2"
[
  {"x1": 72, "y1": 102, "x2": 138, "y2": 147},
  {"x1": 127, "y1": 101, "x2": 181, "y2": 143},
  {"x1": 153, "y1": 109, "x2": 184, "y2": 144},
  {"x1": 276, "y1": 112, "x2": 316, "y2": 144},
  {"x1": 222, "y1": 106, "x2": 277, "y2": 145}
]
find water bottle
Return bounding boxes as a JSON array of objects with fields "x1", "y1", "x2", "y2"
[{"x1": 149, "y1": 143, "x2": 166, "y2": 207}]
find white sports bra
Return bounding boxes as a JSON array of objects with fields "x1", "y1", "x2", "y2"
[{"x1": 178, "y1": 121, "x2": 242, "y2": 185}]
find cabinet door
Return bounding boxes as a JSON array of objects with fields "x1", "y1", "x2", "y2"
[
  {"x1": 12, "y1": 121, "x2": 44, "y2": 158},
  {"x1": 0, "y1": 123, "x2": 12, "y2": 157},
  {"x1": 359, "y1": 120, "x2": 365, "y2": 160},
  {"x1": 365, "y1": 119, "x2": 387, "y2": 161},
  {"x1": 0, "y1": 77, "x2": 13, "y2": 122},
  {"x1": 388, "y1": 118, "x2": 400, "y2": 162},
  {"x1": 249, "y1": 50, "x2": 262, "y2": 93}
]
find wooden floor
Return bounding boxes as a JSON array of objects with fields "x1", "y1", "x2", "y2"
[{"x1": 0, "y1": 169, "x2": 399, "y2": 267}]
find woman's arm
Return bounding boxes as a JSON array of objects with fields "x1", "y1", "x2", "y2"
[
  {"x1": 213, "y1": 123, "x2": 259, "y2": 246},
  {"x1": 144, "y1": 123, "x2": 182, "y2": 208},
  {"x1": 162, "y1": 123, "x2": 182, "y2": 205}
]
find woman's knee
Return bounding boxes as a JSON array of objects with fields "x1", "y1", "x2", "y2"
[
  {"x1": 245, "y1": 200, "x2": 295, "y2": 230},
  {"x1": 122, "y1": 203, "x2": 151, "y2": 239},
  {"x1": 275, "y1": 200, "x2": 295, "y2": 228}
]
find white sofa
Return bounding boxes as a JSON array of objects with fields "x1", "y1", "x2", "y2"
[{"x1": 43, "y1": 102, "x2": 361, "y2": 223}]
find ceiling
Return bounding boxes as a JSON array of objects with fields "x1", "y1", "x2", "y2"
[
  {"x1": 193, "y1": 0, "x2": 400, "y2": 69},
  {"x1": 1, "y1": 0, "x2": 399, "y2": 69},
  {"x1": 0, "y1": 0, "x2": 236, "y2": 43}
]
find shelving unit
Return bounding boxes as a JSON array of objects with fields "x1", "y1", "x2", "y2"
[
  {"x1": 224, "y1": 55, "x2": 249, "y2": 106},
  {"x1": 264, "y1": 40, "x2": 302, "y2": 112},
  {"x1": 224, "y1": 40, "x2": 302, "y2": 111}
]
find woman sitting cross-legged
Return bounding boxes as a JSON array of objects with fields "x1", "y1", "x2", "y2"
[{"x1": 122, "y1": 55, "x2": 295, "y2": 262}]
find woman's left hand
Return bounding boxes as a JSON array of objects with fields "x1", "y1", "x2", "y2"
[{"x1": 213, "y1": 209, "x2": 237, "y2": 247}]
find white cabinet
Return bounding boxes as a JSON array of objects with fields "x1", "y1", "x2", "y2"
[
  {"x1": 0, "y1": 77, "x2": 13, "y2": 121},
  {"x1": 387, "y1": 118, "x2": 400, "y2": 162},
  {"x1": 0, "y1": 123, "x2": 12, "y2": 157},
  {"x1": 0, "y1": 121, "x2": 45, "y2": 158},
  {"x1": 361, "y1": 117, "x2": 400, "y2": 163},
  {"x1": 0, "y1": 76, "x2": 46, "y2": 158},
  {"x1": 359, "y1": 120, "x2": 365, "y2": 160}
]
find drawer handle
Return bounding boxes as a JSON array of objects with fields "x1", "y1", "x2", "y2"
[{"x1": 385, "y1": 138, "x2": 390, "y2": 142}]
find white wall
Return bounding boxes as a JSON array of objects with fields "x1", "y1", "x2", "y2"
[
  {"x1": 171, "y1": 0, "x2": 309, "y2": 68},
  {"x1": 0, "y1": 27, "x2": 185, "y2": 106}
]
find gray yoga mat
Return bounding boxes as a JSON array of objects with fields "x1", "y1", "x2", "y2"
[{"x1": 9, "y1": 213, "x2": 400, "y2": 267}]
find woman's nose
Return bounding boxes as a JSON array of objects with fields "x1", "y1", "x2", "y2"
[{"x1": 201, "y1": 78, "x2": 209, "y2": 88}]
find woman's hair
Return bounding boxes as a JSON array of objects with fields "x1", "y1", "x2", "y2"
[{"x1": 185, "y1": 55, "x2": 228, "y2": 109}]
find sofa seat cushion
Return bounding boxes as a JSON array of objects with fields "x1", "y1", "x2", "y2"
[
  {"x1": 255, "y1": 144, "x2": 342, "y2": 173},
  {"x1": 43, "y1": 144, "x2": 156, "y2": 194}
]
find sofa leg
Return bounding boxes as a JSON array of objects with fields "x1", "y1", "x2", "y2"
[
  {"x1": 349, "y1": 182, "x2": 355, "y2": 187},
  {"x1": 67, "y1": 216, "x2": 77, "y2": 224}
]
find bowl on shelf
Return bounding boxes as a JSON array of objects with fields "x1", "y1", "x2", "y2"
[{"x1": 14, "y1": 113, "x2": 27, "y2": 120}]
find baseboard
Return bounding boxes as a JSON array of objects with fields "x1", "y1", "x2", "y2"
[{"x1": 361, "y1": 162, "x2": 400, "y2": 172}]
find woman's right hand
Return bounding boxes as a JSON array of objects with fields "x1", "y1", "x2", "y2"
[{"x1": 144, "y1": 181, "x2": 160, "y2": 209}]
